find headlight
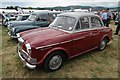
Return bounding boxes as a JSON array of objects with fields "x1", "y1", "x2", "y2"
[
  {"x1": 16, "y1": 33, "x2": 20, "y2": 38},
  {"x1": 25, "y1": 43, "x2": 32, "y2": 54}
]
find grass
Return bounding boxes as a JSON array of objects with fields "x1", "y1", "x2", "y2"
[
  {"x1": 1, "y1": 21, "x2": 119, "y2": 78},
  {"x1": 0, "y1": 25, "x2": 2, "y2": 77}
]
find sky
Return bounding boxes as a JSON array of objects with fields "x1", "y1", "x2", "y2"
[{"x1": 0, "y1": 0, "x2": 120, "y2": 8}]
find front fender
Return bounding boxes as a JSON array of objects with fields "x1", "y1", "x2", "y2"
[{"x1": 38, "y1": 47, "x2": 69, "y2": 64}]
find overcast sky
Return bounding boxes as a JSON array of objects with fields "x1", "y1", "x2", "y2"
[{"x1": 1, "y1": 0, "x2": 119, "y2": 8}]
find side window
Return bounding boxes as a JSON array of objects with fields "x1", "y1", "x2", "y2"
[
  {"x1": 48, "y1": 14, "x2": 56, "y2": 22},
  {"x1": 75, "y1": 21, "x2": 80, "y2": 30},
  {"x1": 37, "y1": 14, "x2": 48, "y2": 21},
  {"x1": 22, "y1": 16, "x2": 29, "y2": 20},
  {"x1": 80, "y1": 17, "x2": 89, "y2": 29},
  {"x1": 91, "y1": 17, "x2": 103, "y2": 28},
  {"x1": 97, "y1": 19, "x2": 103, "y2": 27}
]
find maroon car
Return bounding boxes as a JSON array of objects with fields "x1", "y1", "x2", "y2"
[{"x1": 17, "y1": 12, "x2": 112, "y2": 71}]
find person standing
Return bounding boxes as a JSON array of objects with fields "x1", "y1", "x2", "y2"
[
  {"x1": 114, "y1": 18, "x2": 120, "y2": 35},
  {"x1": 101, "y1": 10, "x2": 108, "y2": 27},
  {"x1": 112, "y1": 12, "x2": 116, "y2": 21},
  {"x1": 106, "y1": 8, "x2": 111, "y2": 27}
]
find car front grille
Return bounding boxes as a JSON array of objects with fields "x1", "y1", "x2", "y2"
[
  {"x1": 9, "y1": 30, "x2": 16, "y2": 37},
  {"x1": 18, "y1": 43, "x2": 37, "y2": 64}
]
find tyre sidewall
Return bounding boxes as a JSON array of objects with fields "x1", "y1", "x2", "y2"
[{"x1": 44, "y1": 51, "x2": 63, "y2": 72}]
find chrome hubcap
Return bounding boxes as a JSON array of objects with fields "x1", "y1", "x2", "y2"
[
  {"x1": 100, "y1": 40, "x2": 106, "y2": 50},
  {"x1": 49, "y1": 55, "x2": 62, "y2": 70}
]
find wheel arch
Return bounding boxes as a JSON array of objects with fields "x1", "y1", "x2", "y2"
[
  {"x1": 41, "y1": 47, "x2": 69, "y2": 64},
  {"x1": 101, "y1": 35, "x2": 110, "y2": 43}
]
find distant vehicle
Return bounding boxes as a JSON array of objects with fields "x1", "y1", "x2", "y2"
[
  {"x1": 74, "y1": 9, "x2": 89, "y2": 13},
  {"x1": 8, "y1": 11, "x2": 62, "y2": 38},
  {"x1": 17, "y1": 12, "x2": 112, "y2": 71},
  {"x1": 16, "y1": 14, "x2": 30, "y2": 21},
  {"x1": 2, "y1": 13, "x2": 17, "y2": 26}
]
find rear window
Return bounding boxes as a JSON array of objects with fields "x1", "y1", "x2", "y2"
[
  {"x1": 80, "y1": 17, "x2": 89, "y2": 29},
  {"x1": 91, "y1": 17, "x2": 103, "y2": 28}
]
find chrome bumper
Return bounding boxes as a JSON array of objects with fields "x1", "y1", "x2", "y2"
[
  {"x1": 8, "y1": 32, "x2": 17, "y2": 38},
  {"x1": 17, "y1": 47, "x2": 36, "y2": 69}
]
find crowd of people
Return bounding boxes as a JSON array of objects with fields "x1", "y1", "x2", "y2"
[{"x1": 97, "y1": 8, "x2": 119, "y2": 35}]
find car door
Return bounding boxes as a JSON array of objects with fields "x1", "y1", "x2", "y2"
[
  {"x1": 71, "y1": 17, "x2": 91, "y2": 57},
  {"x1": 34, "y1": 14, "x2": 49, "y2": 27},
  {"x1": 90, "y1": 17, "x2": 104, "y2": 48}
]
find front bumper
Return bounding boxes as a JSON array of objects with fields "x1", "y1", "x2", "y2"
[
  {"x1": 8, "y1": 31, "x2": 17, "y2": 38},
  {"x1": 17, "y1": 46, "x2": 37, "y2": 69}
]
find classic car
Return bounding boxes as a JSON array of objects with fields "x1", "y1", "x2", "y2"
[
  {"x1": 8, "y1": 11, "x2": 61, "y2": 38},
  {"x1": 4, "y1": 14, "x2": 30, "y2": 26},
  {"x1": 16, "y1": 14, "x2": 30, "y2": 21},
  {"x1": 2, "y1": 13, "x2": 17, "y2": 26},
  {"x1": 17, "y1": 12, "x2": 112, "y2": 71}
]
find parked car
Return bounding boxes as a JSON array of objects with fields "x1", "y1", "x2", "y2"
[
  {"x1": 17, "y1": 12, "x2": 112, "y2": 71},
  {"x1": 16, "y1": 14, "x2": 30, "y2": 21},
  {"x1": 2, "y1": 13, "x2": 16, "y2": 26},
  {"x1": 8, "y1": 11, "x2": 61, "y2": 38}
]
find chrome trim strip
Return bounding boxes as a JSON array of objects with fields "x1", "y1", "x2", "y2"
[
  {"x1": 36, "y1": 36, "x2": 88, "y2": 50},
  {"x1": 26, "y1": 62, "x2": 36, "y2": 69},
  {"x1": 36, "y1": 40, "x2": 72, "y2": 49},
  {"x1": 22, "y1": 50, "x2": 29, "y2": 57},
  {"x1": 72, "y1": 36, "x2": 86, "y2": 41},
  {"x1": 73, "y1": 27, "x2": 104, "y2": 33}
]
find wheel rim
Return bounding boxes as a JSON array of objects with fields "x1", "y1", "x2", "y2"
[
  {"x1": 49, "y1": 55, "x2": 62, "y2": 70},
  {"x1": 100, "y1": 40, "x2": 106, "y2": 50}
]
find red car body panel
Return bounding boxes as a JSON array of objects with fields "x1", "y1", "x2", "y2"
[{"x1": 19, "y1": 27, "x2": 112, "y2": 65}]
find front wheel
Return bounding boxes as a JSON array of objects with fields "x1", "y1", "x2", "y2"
[
  {"x1": 44, "y1": 51, "x2": 63, "y2": 72},
  {"x1": 98, "y1": 38, "x2": 107, "y2": 51}
]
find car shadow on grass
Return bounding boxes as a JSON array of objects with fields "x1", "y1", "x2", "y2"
[{"x1": 26, "y1": 49, "x2": 99, "y2": 73}]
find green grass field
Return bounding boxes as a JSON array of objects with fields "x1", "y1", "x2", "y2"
[
  {"x1": 1, "y1": 21, "x2": 120, "y2": 78},
  {"x1": 0, "y1": 26, "x2": 2, "y2": 77}
]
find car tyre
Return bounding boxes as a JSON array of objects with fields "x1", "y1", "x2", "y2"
[
  {"x1": 98, "y1": 38, "x2": 107, "y2": 51},
  {"x1": 44, "y1": 51, "x2": 64, "y2": 72}
]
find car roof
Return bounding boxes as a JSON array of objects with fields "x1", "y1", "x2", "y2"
[
  {"x1": 31, "y1": 10, "x2": 62, "y2": 15},
  {"x1": 58, "y1": 12, "x2": 96, "y2": 19},
  {"x1": 31, "y1": 10, "x2": 49, "y2": 15},
  {"x1": 18, "y1": 14, "x2": 30, "y2": 16}
]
